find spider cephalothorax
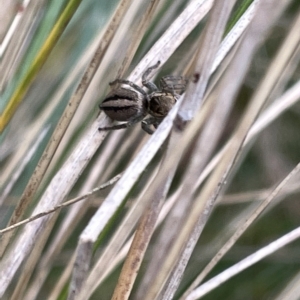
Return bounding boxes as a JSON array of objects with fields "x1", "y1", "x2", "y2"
[{"x1": 98, "y1": 61, "x2": 188, "y2": 134}]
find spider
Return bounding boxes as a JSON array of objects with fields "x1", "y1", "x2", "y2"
[{"x1": 98, "y1": 61, "x2": 188, "y2": 134}]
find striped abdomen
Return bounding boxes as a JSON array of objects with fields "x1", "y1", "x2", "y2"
[{"x1": 100, "y1": 87, "x2": 147, "y2": 121}]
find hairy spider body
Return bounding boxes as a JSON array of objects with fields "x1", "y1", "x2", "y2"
[
  {"x1": 99, "y1": 61, "x2": 187, "y2": 134},
  {"x1": 100, "y1": 87, "x2": 147, "y2": 122},
  {"x1": 148, "y1": 92, "x2": 176, "y2": 118}
]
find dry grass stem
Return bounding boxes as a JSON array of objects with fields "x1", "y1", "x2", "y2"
[{"x1": 1, "y1": 0, "x2": 299, "y2": 298}]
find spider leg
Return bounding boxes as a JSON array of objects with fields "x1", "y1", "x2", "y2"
[
  {"x1": 98, "y1": 114, "x2": 145, "y2": 132},
  {"x1": 142, "y1": 61, "x2": 160, "y2": 93},
  {"x1": 109, "y1": 79, "x2": 147, "y2": 97},
  {"x1": 141, "y1": 117, "x2": 162, "y2": 135},
  {"x1": 98, "y1": 123, "x2": 132, "y2": 131},
  {"x1": 160, "y1": 75, "x2": 188, "y2": 95}
]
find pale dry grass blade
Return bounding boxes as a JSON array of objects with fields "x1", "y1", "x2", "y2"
[
  {"x1": 0, "y1": 0, "x2": 17, "y2": 44},
  {"x1": 139, "y1": 2, "x2": 237, "y2": 298},
  {"x1": 74, "y1": 94, "x2": 185, "y2": 300},
  {"x1": 0, "y1": 0, "x2": 135, "y2": 259},
  {"x1": 0, "y1": 0, "x2": 137, "y2": 285},
  {"x1": 1, "y1": 0, "x2": 297, "y2": 298},
  {"x1": 78, "y1": 163, "x2": 162, "y2": 299},
  {"x1": 220, "y1": 182, "x2": 300, "y2": 204},
  {"x1": 0, "y1": 173, "x2": 122, "y2": 235},
  {"x1": 12, "y1": 126, "x2": 141, "y2": 299},
  {"x1": 85, "y1": 189, "x2": 181, "y2": 296},
  {"x1": 130, "y1": 0, "x2": 214, "y2": 83},
  {"x1": 186, "y1": 222, "x2": 300, "y2": 299},
  {"x1": 211, "y1": 0, "x2": 260, "y2": 73},
  {"x1": 196, "y1": 76, "x2": 300, "y2": 193},
  {"x1": 179, "y1": 8, "x2": 300, "y2": 295},
  {"x1": 0, "y1": 0, "x2": 47, "y2": 89},
  {"x1": 0, "y1": 119, "x2": 106, "y2": 297},
  {"x1": 110, "y1": 135, "x2": 179, "y2": 300},
  {"x1": 182, "y1": 162, "x2": 300, "y2": 299},
  {"x1": 0, "y1": 29, "x2": 100, "y2": 181},
  {"x1": 9, "y1": 214, "x2": 59, "y2": 300},
  {"x1": 0, "y1": 126, "x2": 49, "y2": 205},
  {"x1": 145, "y1": 1, "x2": 291, "y2": 299},
  {"x1": 178, "y1": 0, "x2": 236, "y2": 122},
  {"x1": 114, "y1": 0, "x2": 161, "y2": 78},
  {"x1": 69, "y1": 0, "x2": 218, "y2": 298},
  {"x1": 248, "y1": 77, "x2": 300, "y2": 141}
]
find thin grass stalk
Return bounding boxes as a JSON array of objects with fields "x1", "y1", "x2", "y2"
[
  {"x1": 21, "y1": 128, "x2": 134, "y2": 299},
  {"x1": 177, "y1": 0, "x2": 236, "y2": 122},
  {"x1": 181, "y1": 161, "x2": 300, "y2": 299},
  {"x1": 74, "y1": 94, "x2": 185, "y2": 300},
  {"x1": 211, "y1": 0, "x2": 260, "y2": 73},
  {"x1": 10, "y1": 211, "x2": 59, "y2": 300},
  {"x1": 152, "y1": 83, "x2": 235, "y2": 300},
  {"x1": 248, "y1": 79, "x2": 300, "y2": 140},
  {"x1": 114, "y1": 0, "x2": 161, "y2": 78},
  {"x1": 186, "y1": 185, "x2": 300, "y2": 299},
  {"x1": 130, "y1": 0, "x2": 213, "y2": 84},
  {"x1": 0, "y1": 174, "x2": 122, "y2": 235},
  {"x1": 138, "y1": 1, "x2": 237, "y2": 298},
  {"x1": 137, "y1": 4, "x2": 265, "y2": 293},
  {"x1": 0, "y1": 127, "x2": 49, "y2": 204},
  {"x1": 266, "y1": 43, "x2": 300, "y2": 104},
  {"x1": 144, "y1": 0, "x2": 290, "y2": 299},
  {"x1": 81, "y1": 187, "x2": 182, "y2": 298},
  {"x1": 70, "y1": 0, "x2": 214, "y2": 296},
  {"x1": 0, "y1": 0, "x2": 47, "y2": 90},
  {"x1": 220, "y1": 184, "x2": 300, "y2": 204},
  {"x1": 78, "y1": 163, "x2": 161, "y2": 299},
  {"x1": 0, "y1": 30, "x2": 100, "y2": 187},
  {"x1": 72, "y1": 77, "x2": 221, "y2": 300},
  {"x1": 0, "y1": 119, "x2": 106, "y2": 297},
  {"x1": 190, "y1": 229, "x2": 300, "y2": 300},
  {"x1": 161, "y1": 4, "x2": 300, "y2": 298},
  {"x1": 110, "y1": 135, "x2": 179, "y2": 300},
  {"x1": 0, "y1": 0, "x2": 83, "y2": 132},
  {"x1": 0, "y1": 0, "x2": 137, "y2": 258},
  {"x1": 195, "y1": 75, "x2": 300, "y2": 195}
]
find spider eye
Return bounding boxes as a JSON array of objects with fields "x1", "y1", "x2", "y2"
[
  {"x1": 151, "y1": 97, "x2": 160, "y2": 106},
  {"x1": 149, "y1": 97, "x2": 163, "y2": 116}
]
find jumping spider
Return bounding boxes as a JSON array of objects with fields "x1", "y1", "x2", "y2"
[{"x1": 98, "y1": 61, "x2": 188, "y2": 134}]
